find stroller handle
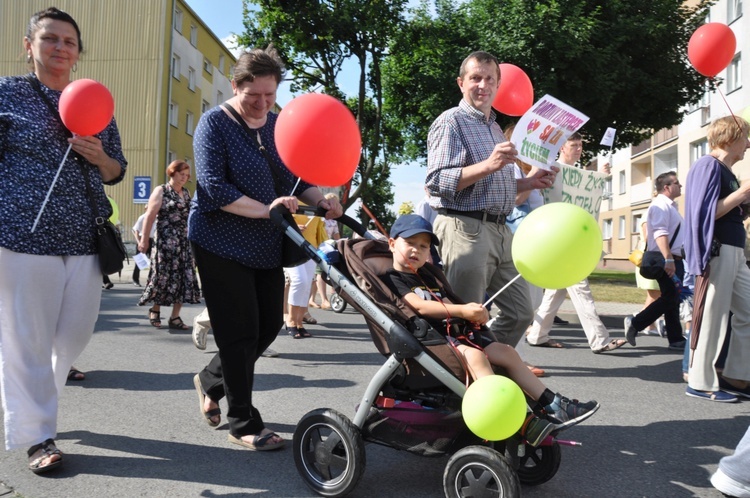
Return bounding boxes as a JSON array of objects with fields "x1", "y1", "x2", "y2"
[{"x1": 269, "y1": 204, "x2": 369, "y2": 238}]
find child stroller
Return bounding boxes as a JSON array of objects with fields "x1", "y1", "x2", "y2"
[{"x1": 270, "y1": 206, "x2": 565, "y2": 498}]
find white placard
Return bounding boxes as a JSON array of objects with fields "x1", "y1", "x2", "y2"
[
  {"x1": 510, "y1": 95, "x2": 589, "y2": 171},
  {"x1": 133, "y1": 253, "x2": 150, "y2": 270}
]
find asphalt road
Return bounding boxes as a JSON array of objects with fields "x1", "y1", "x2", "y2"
[{"x1": 1, "y1": 281, "x2": 748, "y2": 497}]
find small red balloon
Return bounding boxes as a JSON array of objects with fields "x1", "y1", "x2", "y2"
[
  {"x1": 58, "y1": 79, "x2": 115, "y2": 136},
  {"x1": 275, "y1": 93, "x2": 361, "y2": 187},
  {"x1": 493, "y1": 63, "x2": 534, "y2": 117},
  {"x1": 688, "y1": 23, "x2": 736, "y2": 78}
]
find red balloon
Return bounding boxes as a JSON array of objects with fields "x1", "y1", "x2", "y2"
[
  {"x1": 688, "y1": 23, "x2": 736, "y2": 77},
  {"x1": 275, "y1": 93, "x2": 361, "y2": 187},
  {"x1": 58, "y1": 79, "x2": 115, "y2": 136},
  {"x1": 493, "y1": 63, "x2": 534, "y2": 117}
]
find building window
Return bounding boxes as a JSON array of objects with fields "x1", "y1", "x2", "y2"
[
  {"x1": 219, "y1": 55, "x2": 226, "y2": 73},
  {"x1": 168, "y1": 150, "x2": 177, "y2": 164},
  {"x1": 727, "y1": 54, "x2": 742, "y2": 93},
  {"x1": 190, "y1": 25, "x2": 198, "y2": 46},
  {"x1": 169, "y1": 102, "x2": 178, "y2": 127},
  {"x1": 216, "y1": 91, "x2": 223, "y2": 105},
  {"x1": 188, "y1": 67, "x2": 196, "y2": 91},
  {"x1": 203, "y1": 58, "x2": 213, "y2": 75},
  {"x1": 602, "y1": 219, "x2": 613, "y2": 240},
  {"x1": 186, "y1": 111, "x2": 194, "y2": 136},
  {"x1": 173, "y1": 8, "x2": 183, "y2": 33},
  {"x1": 691, "y1": 139, "x2": 709, "y2": 164},
  {"x1": 618, "y1": 170, "x2": 626, "y2": 195},
  {"x1": 729, "y1": 0, "x2": 743, "y2": 22},
  {"x1": 618, "y1": 216, "x2": 626, "y2": 239},
  {"x1": 202, "y1": 100, "x2": 210, "y2": 114},
  {"x1": 229, "y1": 64, "x2": 235, "y2": 78},
  {"x1": 172, "y1": 54, "x2": 181, "y2": 80}
]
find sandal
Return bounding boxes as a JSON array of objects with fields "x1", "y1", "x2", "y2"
[
  {"x1": 593, "y1": 339, "x2": 627, "y2": 354},
  {"x1": 302, "y1": 313, "x2": 317, "y2": 325},
  {"x1": 168, "y1": 316, "x2": 190, "y2": 330},
  {"x1": 528, "y1": 339, "x2": 565, "y2": 348},
  {"x1": 148, "y1": 307, "x2": 161, "y2": 328},
  {"x1": 298, "y1": 326, "x2": 313, "y2": 338},
  {"x1": 193, "y1": 374, "x2": 221, "y2": 427},
  {"x1": 28, "y1": 439, "x2": 63, "y2": 474},
  {"x1": 287, "y1": 325, "x2": 303, "y2": 339},
  {"x1": 67, "y1": 368, "x2": 85, "y2": 381},
  {"x1": 227, "y1": 431, "x2": 285, "y2": 451}
]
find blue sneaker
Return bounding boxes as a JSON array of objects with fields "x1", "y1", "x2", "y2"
[
  {"x1": 520, "y1": 414, "x2": 558, "y2": 447},
  {"x1": 544, "y1": 394, "x2": 600, "y2": 429},
  {"x1": 623, "y1": 315, "x2": 637, "y2": 346},
  {"x1": 685, "y1": 386, "x2": 738, "y2": 403}
]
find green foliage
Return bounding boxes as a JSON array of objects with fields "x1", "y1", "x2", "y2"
[
  {"x1": 399, "y1": 201, "x2": 415, "y2": 215},
  {"x1": 382, "y1": 0, "x2": 714, "y2": 161},
  {"x1": 239, "y1": 0, "x2": 406, "y2": 215}
]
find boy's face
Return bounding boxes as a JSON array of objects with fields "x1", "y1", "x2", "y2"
[{"x1": 389, "y1": 233, "x2": 432, "y2": 272}]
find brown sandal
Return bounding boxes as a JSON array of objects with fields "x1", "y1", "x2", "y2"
[
  {"x1": 28, "y1": 439, "x2": 63, "y2": 474},
  {"x1": 168, "y1": 316, "x2": 190, "y2": 330},
  {"x1": 593, "y1": 339, "x2": 627, "y2": 354},
  {"x1": 148, "y1": 308, "x2": 161, "y2": 328}
]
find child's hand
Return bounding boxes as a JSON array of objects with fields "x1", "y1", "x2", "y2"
[{"x1": 462, "y1": 303, "x2": 489, "y2": 324}]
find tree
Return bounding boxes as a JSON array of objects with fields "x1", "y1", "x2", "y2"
[
  {"x1": 383, "y1": 0, "x2": 713, "y2": 161},
  {"x1": 238, "y1": 0, "x2": 407, "y2": 223},
  {"x1": 398, "y1": 201, "x2": 415, "y2": 215}
]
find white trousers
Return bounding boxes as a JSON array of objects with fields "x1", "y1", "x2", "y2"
[
  {"x1": 689, "y1": 245, "x2": 750, "y2": 391},
  {"x1": 526, "y1": 279, "x2": 610, "y2": 350},
  {"x1": 286, "y1": 260, "x2": 316, "y2": 307},
  {"x1": 0, "y1": 249, "x2": 101, "y2": 450}
]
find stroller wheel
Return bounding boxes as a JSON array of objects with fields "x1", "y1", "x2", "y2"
[
  {"x1": 330, "y1": 293, "x2": 347, "y2": 313},
  {"x1": 293, "y1": 408, "x2": 365, "y2": 497},
  {"x1": 443, "y1": 445, "x2": 520, "y2": 498},
  {"x1": 516, "y1": 441, "x2": 561, "y2": 486}
]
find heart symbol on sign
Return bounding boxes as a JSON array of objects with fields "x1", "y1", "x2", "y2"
[{"x1": 527, "y1": 119, "x2": 541, "y2": 134}]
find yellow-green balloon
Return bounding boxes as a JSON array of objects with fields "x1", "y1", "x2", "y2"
[
  {"x1": 462, "y1": 375, "x2": 527, "y2": 441},
  {"x1": 512, "y1": 202, "x2": 602, "y2": 289}
]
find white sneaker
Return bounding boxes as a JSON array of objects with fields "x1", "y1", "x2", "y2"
[
  {"x1": 711, "y1": 468, "x2": 750, "y2": 498},
  {"x1": 192, "y1": 320, "x2": 210, "y2": 350}
]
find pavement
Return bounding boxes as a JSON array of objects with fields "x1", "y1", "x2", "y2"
[{"x1": 1, "y1": 261, "x2": 748, "y2": 497}]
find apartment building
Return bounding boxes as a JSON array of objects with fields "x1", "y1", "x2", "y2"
[
  {"x1": 598, "y1": 0, "x2": 749, "y2": 271},
  {"x1": 0, "y1": 0, "x2": 236, "y2": 237}
]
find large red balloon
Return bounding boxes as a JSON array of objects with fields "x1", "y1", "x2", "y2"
[
  {"x1": 493, "y1": 63, "x2": 534, "y2": 117},
  {"x1": 59, "y1": 79, "x2": 115, "y2": 136},
  {"x1": 275, "y1": 93, "x2": 361, "y2": 187},
  {"x1": 688, "y1": 23, "x2": 736, "y2": 78}
]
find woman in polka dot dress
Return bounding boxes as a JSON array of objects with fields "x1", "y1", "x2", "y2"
[{"x1": 188, "y1": 47, "x2": 342, "y2": 451}]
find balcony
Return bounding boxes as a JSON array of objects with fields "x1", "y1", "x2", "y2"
[{"x1": 630, "y1": 180, "x2": 652, "y2": 205}]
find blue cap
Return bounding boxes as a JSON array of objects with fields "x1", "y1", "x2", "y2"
[{"x1": 390, "y1": 214, "x2": 440, "y2": 245}]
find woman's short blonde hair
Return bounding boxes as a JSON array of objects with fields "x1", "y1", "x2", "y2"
[{"x1": 708, "y1": 116, "x2": 750, "y2": 150}]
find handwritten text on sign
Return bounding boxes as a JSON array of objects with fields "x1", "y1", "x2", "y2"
[{"x1": 542, "y1": 164, "x2": 607, "y2": 220}]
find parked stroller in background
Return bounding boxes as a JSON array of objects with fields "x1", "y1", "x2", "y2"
[{"x1": 270, "y1": 206, "x2": 566, "y2": 498}]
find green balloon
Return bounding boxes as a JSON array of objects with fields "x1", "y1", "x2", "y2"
[
  {"x1": 462, "y1": 375, "x2": 527, "y2": 441},
  {"x1": 512, "y1": 202, "x2": 602, "y2": 289}
]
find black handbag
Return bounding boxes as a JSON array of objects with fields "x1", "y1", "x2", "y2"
[
  {"x1": 639, "y1": 224, "x2": 681, "y2": 280},
  {"x1": 24, "y1": 73, "x2": 127, "y2": 274},
  {"x1": 221, "y1": 103, "x2": 310, "y2": 267}
]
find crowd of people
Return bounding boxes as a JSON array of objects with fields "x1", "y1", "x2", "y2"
[{"x1": 0, "y1": 8, "x2": 747, "y2": 494}]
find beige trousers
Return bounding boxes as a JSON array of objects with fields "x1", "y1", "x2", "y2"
[{"x1": 689, "y1": 245, "x2": 750, "y2": 391}]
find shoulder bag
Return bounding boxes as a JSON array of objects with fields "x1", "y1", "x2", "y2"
[
  {"x1": 639, "y1": 224, "x2": 681, "y2": 280},
  {"x1": 24, "y1": 74, "x2": 127, "y2": 275},
  {"x1": 221, "y1": 103, "x2": 309, "y2": 267}
]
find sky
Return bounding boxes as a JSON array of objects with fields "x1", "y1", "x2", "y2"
[{"x1": 185, "y1": 0, "x2": 429, "y2": 214}]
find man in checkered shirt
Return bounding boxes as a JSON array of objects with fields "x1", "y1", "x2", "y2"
[{"x1": 425, "y1": 51, "x2": 556, "y2": 347}]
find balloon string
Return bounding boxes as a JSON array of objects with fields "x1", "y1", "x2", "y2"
[
  {"x1": 290, "y1": 177, "x2": 301, "y2": 197},
  {"x1": 31, "y1": 143, "x2": 72, "y2": 233},
  {"x1": 483, "y1": 273, "x2": 522, "y2": 308},
  {"x1": 715, "y1": 83, "x2": 742, "y2": 130}
]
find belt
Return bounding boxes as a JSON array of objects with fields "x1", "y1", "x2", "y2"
[
  {"x1": 672, "y1": 255, "x2": 683, "y2": 261},
  {"x1": 438, "y1": 208, "x2": 506, "y2": 225}
]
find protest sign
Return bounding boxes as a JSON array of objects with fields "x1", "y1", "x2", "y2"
[
  {"x1": 541, "y1": 164, "x2": 608, "y2": 220},
  {"x1": 510, "y1": 95, "x2": 589, "y2": 171}
]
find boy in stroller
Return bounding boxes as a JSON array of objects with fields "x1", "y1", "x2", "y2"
[{"x1": 381, "y1": 214, "x2": 600, "y2": 446}]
